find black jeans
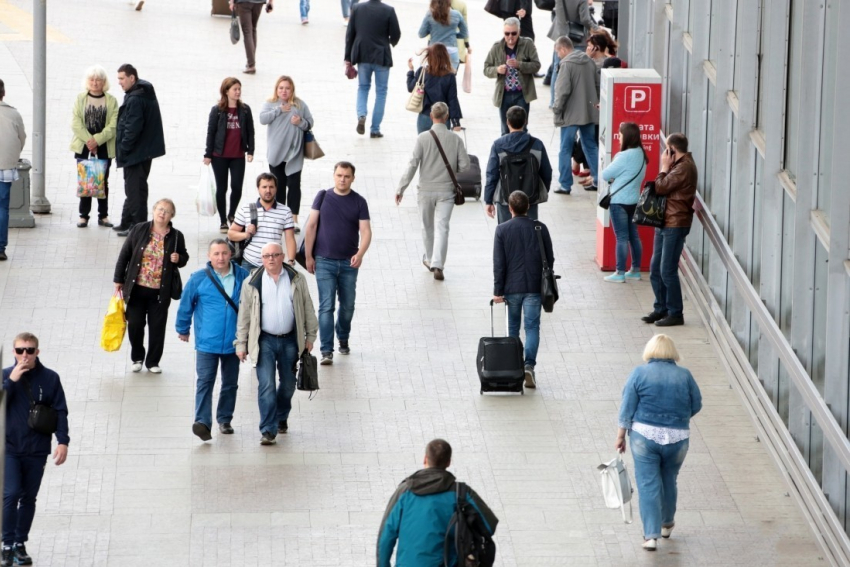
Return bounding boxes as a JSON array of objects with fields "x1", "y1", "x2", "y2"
[
  {"x1": 499, "y1": 90, "x2": 529, "y2": 136},
  {"x1": 121, "y1": 159, "x2": 152, "y2": 228},
  {"x1": 76, "y1": 149, "x2": 111, "y2": 220},
  {"x1": 269, "y1": 162, "x2": 302, "y2": 217},
  {"x1": 211, "y1": 156, "x2": 246, "y2": 224},
  {"x1": 126, "y1": 285, "x2": 171, "y2": 368},
  {"x1": 3, "y1": 454, "x2": 47, "y2": 545}
]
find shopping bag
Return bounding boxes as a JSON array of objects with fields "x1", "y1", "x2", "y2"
[
  {"x1": 597, "y1": 455, "x2": 633, "y2": 523},
  {"x1": 101, "y1": 292, "x2": 126, "y2": 352},
  {"x1": 230, "y1": 10, "x2": 240, "y2": 44},
  {"x1": 632, "y1": 181, "x2": 667, "y2": 227},
  {"x1": 76, "y1": 159, "x2": 107, "y2": 199},
  {"x1": 462, "y1": 53, "x2": 472, "y2": 94},
  {"x1": 197, "y1": 164, "x2": 217, "y2": 217}
]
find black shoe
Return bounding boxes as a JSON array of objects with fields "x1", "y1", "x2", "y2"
[
  {"x1": 219, "y1": 223, "x2": 228, "y2": 233},
  {"x1": 112, "y1": 224, "x2": 129, "y2": 232},
  {"x1": 261, "y1": 432, "x2": 277, "y2": 445},
  {"x1": 219, "y1": 422, "x2": 234, "y2": 435},
  {"x1": 98, "y1": 218, "x2": 114, "y2": 227},
  {"x1": 0, "y1": 252, "x2": 6, "y2": 261},
  {"x1": 339, "y1": 340, "x2": 350, "y2": 355},
  {"x1": 356, "y1": 116, "x2": 366, "y2": 135},
  {"x1": 655, "y1": 315, "x2": 685, "y2": 327},
  {"x1": 534, "y1": 71, "x2": 545, "y2": 78},
  {"x1": 641, "y1": 311, "x2": 668, "y2": 324},
  {"x1": 542, "y1": 77, "x2": 551, "y2": 86},
  {"x1": 278, "y1": 420, "x2": 288, "y2": 434},
  {"x1": 584, "y1": 185, "x2": 598, "y2": 192},
  {"x1": 12, "y1": 544, "x2": 31, "y2": 565},
  {"x1": 117, "y1": 229, "x2": 130, "y2": 237},
  {"x1": 370, "y1": 131, "x2": 384, "y2": 138},
  {"x1": 1, "y1": 547, "x2": 12, "y2": 567},
  {"x1": 553, "y1": 187, "x2": 571, "y2": 195},
  {"x1": 192, "y1": 422, "x2": 212, "y2": 441}
]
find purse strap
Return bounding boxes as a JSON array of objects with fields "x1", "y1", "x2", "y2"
[
  {"x1": 416, "y1": 67, "x2": 426, "y2": 89},
  {"x1": 605, "y1": 160, "x2": 646, "y2": 201},
  {"x1": 205, "y1": 267, "x2": 239, "y2": 313},
  {"x1": 534, "y1": 223, "x2": 550, "y2": 270},
  {"x1": 429, "y1": 130, "x2": 460, "y2": 190}
]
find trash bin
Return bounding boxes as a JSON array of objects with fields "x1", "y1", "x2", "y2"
[{"x1": 9, "y1": 159, "x2": 35, "y2": 229}]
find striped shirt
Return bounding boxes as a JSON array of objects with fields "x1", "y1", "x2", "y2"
[{"x1": 234, "y1": 199, "x2": 294, "y2": 267}]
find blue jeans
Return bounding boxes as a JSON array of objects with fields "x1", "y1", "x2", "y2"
[
  {"x1": 341, "y1": 0, "x2": 351, "y2": 17},
  {"x1": 256, "y1": 333, "x2": 299, "y2": 435},
  {"x1": 649, "y1": 226, "x2": 690, "y2": 317},
  {"x1": 496, "y1": 204, "x2": 537, "y2": 225},
  {"x1": 629, "y1": 430, "x2": 689, "y2": 540},
  {"x1": 499, "y1": 90, "x2": 529, "y2": 136},
  {"x1": 315, "y1": 257, "x2": 359, "y2": 353},
  {"x1": 558, "y1": 123, "x2": 598, "y2": 190},
  {"x1": 299, "y1": 0, "x2": 310, "y2": 18},
  {"x1": 504, "y1": 293, "x2": 541, "y2": 367},
  {"x1": 3, "y1": 454, "x2": 47, "y2": 545},
  {"x1": 609, "y1": 204, "x2": 642, "y2": 273},
  {"x1": 0, "y1": 180, "x2": 10, "y2": 253},
  {"x1": 194, "y1": 351, "x2": 240, "y2": 428},
  {"x1": 357, "y1": 63, "x2": 390, "y2": 134},
  {"x1": 416, "y1": 113, "x2": 433, "y2": 134}
]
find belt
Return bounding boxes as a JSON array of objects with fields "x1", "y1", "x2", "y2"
[{"x1": 261, "y1": 330, "x2": 294, "y2": 338}]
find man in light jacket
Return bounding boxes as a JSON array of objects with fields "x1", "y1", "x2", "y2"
[
  {"x1": 396, "y1": 102, "x2": 469, "y2": 282},
  {"x1": 0, "y1": 78, "x2": 26, "y2": 262},
  {"x1": 552, "y1": 36, "x2": 599, "y2": 194},
  {"x1": 548, "y1": 0, "x2": 597, "y2": 106},
  {"x1": 235, "y1": 242, "x2": 317, "y2": 445}
]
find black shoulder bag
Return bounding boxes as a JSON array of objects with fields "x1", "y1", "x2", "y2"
[
  {"x1": 598, "y1": 162, "x2": 645, "y2": 210},
  {"x1": 230, "y1": 203, "x2": 258, "y2": 262},
  {"x1": 535, "y1": 223, "x2": 560, "y2": 313},
  {"x1": 170, "y1": 231, "x2": 184, "y2": 300},
  {"x1": 296, "y1": 349, "x2": 319, "y2": 398},
  {"x1": 204, "y1": 267, "x2": 239, "y2": 313},
  {"x1": 23, "y1": 377, "x2": 58, "y2": 435},
  {"x1": 632, "y1": 181, "x2": 667, "y2": 227}
]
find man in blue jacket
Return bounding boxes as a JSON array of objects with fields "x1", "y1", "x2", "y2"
[
  {"x1": 377, "y1": 439, "x2": 498, "y2": 567},
  {"x1": 2, "y1": 332, "x2": 69, "y2": 567},
  {"x1": 177, "y1": 239, "x2": 250, "y2": 441},
  {"x1": 484, "y1": 106, "x2": 552, "y2": 224},
  {"x1": 493, "y1": 191, "x2": 555, "y2": 388}
]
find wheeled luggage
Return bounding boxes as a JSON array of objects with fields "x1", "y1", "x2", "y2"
[
  {"x1": 476, "y1": 300, "x2": 524, "y2": 395},
  {"x1": 457, "y1": 129, "x2": 482, "y2": 200}
]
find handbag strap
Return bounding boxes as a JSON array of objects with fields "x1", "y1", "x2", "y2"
[
  {"x1": 416, "y1": 67, "x2": 426, "y2": 89},
  {"x1": 534, "y1": 223, "x2": 550, "y2": 270},
  {"x1": 605, "y1": 160, "x2": 646, "y2": 201},
  {"x1": 205, "y1": 267, "x2": 239, "y2": 313},
  {"x1": 429, "y1": 130, "x2": 460, "y2": 190},
  {"x1": 21, "y1": 375, "x2": 39, "y2": 409}
]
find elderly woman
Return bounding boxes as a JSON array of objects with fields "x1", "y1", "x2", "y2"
[
  {"x1": 259, "y1": 75, "x2": 313, "y2": 231},
  {"x1": 418, "y1": 0, "x2": 469, "y2": 71},
  {"x1": 70, "y1": 65, "x2": 118, "y2": 228},
  {"x1": 114, "y1": 198, "x2": 189, "y2": 374},
  {"x1": 615, "y1": 334, "x2": 702, "y2": 551}
]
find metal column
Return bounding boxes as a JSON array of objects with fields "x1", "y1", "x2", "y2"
[{"x1": 30, "y1": 0, "x2": 51, "y2": 214}]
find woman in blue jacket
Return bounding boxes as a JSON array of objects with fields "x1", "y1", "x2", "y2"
[
  {"x1": 407, "y1": 44, "x2": 463, "y2": 134},
  {"x1": 600, "y1": 122, "x2": 647, "y2": 283},
  {"x1": 418, "y1": 0, "x2": 469, "y2": 71},
  {"x1": 615, "y1": 334, "x2": 702, "y2": 551}
]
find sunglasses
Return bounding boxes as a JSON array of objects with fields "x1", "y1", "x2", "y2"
[
  {"x1": 14, "y1": 347, "x2": 36, "y2": 355},
  {"x1": 504, "y1": 31, "x2": 518, "y2": 37}
]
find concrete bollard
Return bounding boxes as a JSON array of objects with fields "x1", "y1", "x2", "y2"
[{"x1": 9, "y1": 160, "x2": 35, "y2": 229}]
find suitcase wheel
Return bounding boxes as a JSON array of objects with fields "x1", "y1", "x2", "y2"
[{"x1": 475, "y1": 184, "x2": 482, "y2": 200}]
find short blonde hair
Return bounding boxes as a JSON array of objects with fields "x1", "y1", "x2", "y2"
[
  {"x1": 153, "y1": 198, "x2": 176, "y2": 217},
  {"x1": 82, "y1": 65, "x2": 110, "y2": 92},
  {"x1": 642, "y1": 334, "x2": 680, "y2": 362}
]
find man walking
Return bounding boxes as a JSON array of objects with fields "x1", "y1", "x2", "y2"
[
  {"x1": 344, "y1": 0, "x2": 401, "y2": 138},
  {"x1": 484, "y1": 106, "x2": 552, "y2": 224},
  {"x1": 114, "y1": 64, "x2": 165, "y2": 236},
  {"x1": 304, "y1": 162, "x2": 372, "y2": 365},
  {"x1": 492, "y1": 191, "x2": 554, "y2": 388},
  {"x1": 484, "y1": 18, "x2": 541, "y2": 136},
  {"x1": 642, "y1": 133, "x2": 698, "y2": 328},
  {"x1": 551, "y1": 36, "x2": 599, "y2": 194},
  {"x1": 227, "y1": 172, "x2": 297, "y2": 271},
  {"x1": 396, "y1": 102, "x2": 469, "y2": 282},
  {"x1": 377, "y1": 439, "x2": 498, "y2": 567},
  {"x1": 231, "y1": 0, "x2": 273, "y2": 74},
  {"x1": 0, "y1": 79, "x2": 26, "y2": 262},
  {"x1": 2, "y1": 333, "x2": 69, "y2": 567},
  {"x1": 235, "y1": 242, "x2": 318, "y2": 445},
  {"x1": 548, "y1": 0, "x2": 597, "y2": 106},
  {"x1": 177, "y1": 239, "x2": 250, "y2": 441}
]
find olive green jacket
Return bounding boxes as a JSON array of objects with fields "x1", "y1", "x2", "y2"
[
  {"x1": 69, "y1": 91, "x2": 119, "y2": 158},
  {"x1": 482, "y1": 37, "x2": 541, "y2": 107}
]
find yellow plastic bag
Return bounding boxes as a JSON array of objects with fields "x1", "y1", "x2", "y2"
[{"x1": 101, "y1": 292, "x2": 126, "y2": 352}]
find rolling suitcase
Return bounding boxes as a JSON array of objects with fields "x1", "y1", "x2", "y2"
[
  {"x1": 457, "y1": 128, "x2": 482, "y2": 200},
  {"x1": 476, "y1": 300, "x2": 524, "y2": 395}
]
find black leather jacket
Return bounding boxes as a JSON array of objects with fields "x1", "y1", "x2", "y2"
[{"x1": 205, "y1": 103, "x2": 255, "y2": 159}]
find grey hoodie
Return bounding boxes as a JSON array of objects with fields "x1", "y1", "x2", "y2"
[
  {"x1": 552, "y1": 49, "x2": 599, "y2": 128},
  {"x1": 0, "y1": 101, "x2": 26, "y2": 170}
]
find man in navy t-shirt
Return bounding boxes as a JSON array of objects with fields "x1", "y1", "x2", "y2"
[{"x1": 303, "y1": 161, "x2": 372, "y2": 365}]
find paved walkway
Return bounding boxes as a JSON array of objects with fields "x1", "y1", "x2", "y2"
[{"x1": 0, "y1": 0, "x2": 824, "y2": 565}]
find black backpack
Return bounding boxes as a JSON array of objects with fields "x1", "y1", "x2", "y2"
[
  {"x1": 444, "y1": 483, "x2": 496, "y2": 567},
  {"x1": 498, "y1": 138, "x2": 540, "y2": 205}
]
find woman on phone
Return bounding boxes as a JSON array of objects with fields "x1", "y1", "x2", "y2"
[
  {"x1": 407, "y1": 44, "x2": 463, "y2": 133},
  {"x1": 418, "y1": 0, "x2": 469, "y2": 71}
]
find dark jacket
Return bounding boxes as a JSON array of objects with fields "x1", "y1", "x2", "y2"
[
  {"x1": 485, "y1": 131, "x2": 552, "y2": 205},
  {"x1": 493, "y1": 216, "x2": 554, "y2": 296},
  {"x1": 113, "y1": 221, "x2": 190, "y2": 303},
  {"x1": 3, "y1": 359, "x2": 70, "y2": 456},
  {"x1": 204, "y1": 104, "x2": 256, "y2": 159},
  {"x1": 116, "y1": 79, "x2": 166, "y2": 168},
  {"x1": 344, "y1": 0, "x2": 402, "y2": 67},
  {"x1": 406, "y1": 68, "x2": 462, "y2": 126},
  {"x1": 654, "y1": 152, "x2": 698, "y2": 228},
  {"x1": 377, "y1": 468, "x2": 498, "y2": 567}
]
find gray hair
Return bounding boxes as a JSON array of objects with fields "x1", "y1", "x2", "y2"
[
  {"x1": 430, "y1": 101, "x2": 449, "y2": 122},
  {"x1": 504, "y1": 17, "x2": 520, "y2": 29},
  {"x1": 82, "y1": 65, "x2": 110, "y2": 92},
  {"x1": 261, "y1": 242, "x2": 283, "y2": 255},
  {"x1": 555, "y1": 36, "x2": 574, "y2": 51},
  {"x1": 208, "y1": 238, "x2": 230, "y2": 251}
]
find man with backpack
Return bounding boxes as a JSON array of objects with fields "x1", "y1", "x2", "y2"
[
  {"x1": 484, "y1": 106, "x2": 552, "y2": 224},
  {"x1": 377, "y1": 439, "x2": 498, "y2": 567}
]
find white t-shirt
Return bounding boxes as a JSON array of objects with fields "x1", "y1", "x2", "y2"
[
  {"x1": 260, "y1": 269, "x2": 294, "y2": 335},
  {"x1": 233, "y1": 200, "x2": 294, "y2": 267}
]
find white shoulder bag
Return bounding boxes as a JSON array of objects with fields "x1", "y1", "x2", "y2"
[{"x1": 597, "y1": 455, "x2": 633, "y2": 523}]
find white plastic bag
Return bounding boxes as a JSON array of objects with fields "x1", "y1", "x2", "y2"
[
  {"x1": 462, "y1": 53, "x2": 472, "y2": 94},
  {"x1": 597, "y1": 455, "x2": 633, "y2": 523},
  {"x1": 197, "y1": 164, "x2": 217, "y2": 217}
]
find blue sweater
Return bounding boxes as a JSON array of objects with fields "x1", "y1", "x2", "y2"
[
  {"x1": 600, "y1": 147, "x2": 646, "y2": 206},
  {"x1": 3, "y1": 360, "x2": 70, "y2": 456},
  {"x1": 418, "y1": 11, "x2": 468, "y2": 50}
]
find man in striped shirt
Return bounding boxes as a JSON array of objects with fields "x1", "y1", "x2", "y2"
[{"x1": 227, "y1": 172, "x2": 297, "y2": 271}]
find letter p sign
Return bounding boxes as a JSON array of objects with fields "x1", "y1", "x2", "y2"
[{"x1": 625, "y1": 86, "x2": 651, "y2": 112}]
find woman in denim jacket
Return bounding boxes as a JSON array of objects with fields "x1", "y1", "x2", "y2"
[{"x1": 615, "y1": 334, "x2": 702, "y2": 551}]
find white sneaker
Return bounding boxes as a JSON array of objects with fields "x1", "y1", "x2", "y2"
[
  {"x1": 661, "y1": 524, "x2": 674, "y2": 538},
  {"x1": 131, "y1": 362, "x2": 143, "y2": 373},
  {"x1": 642, "y1": 539, "x2": 657, "y2": 551},
  {"x1": 148, "y1": 366, "x2": 162, "y2": 374}
]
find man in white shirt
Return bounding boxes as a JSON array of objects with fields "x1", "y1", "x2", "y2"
[{"x1": 0, "y1": 79, "x2": 27, "y2": 262}]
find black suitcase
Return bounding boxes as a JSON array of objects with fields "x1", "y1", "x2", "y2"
[
  {"x1": 476, "y1": 300, "x2": 524, "y2": 395},
  {"x1": 457, "y1": 129, "x2": 482, "y2": 200}
]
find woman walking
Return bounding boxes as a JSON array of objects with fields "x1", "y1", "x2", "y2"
[
  {"x1": 259, "y1": 76, "x2": 314, "y2": 230},
  {"x1": 70, "y1": 65, "x2": 118, "y2": 228},
  {"x1": 418, "y1": 0, "x2": 469, "y2": 71},
  {"x1": 600, "y1": 122, "x2": 646, "y2": 282},
  {"x1": 113, "y1": 198, "x2": 189, "y2": 374},
  {"x1": 615, "y1": 334, "x2": 702, "y2": 551},
  {"x1": 407, "y1": 44, "x2": 463, "y2": 134},
  {"x1": 204, "y1": 77, "x2": 255, "y2": 233}
]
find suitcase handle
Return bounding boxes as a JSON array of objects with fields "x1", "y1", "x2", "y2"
[{"x1": 489, "y1": 299, "x2": 510, "y2": 337}]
